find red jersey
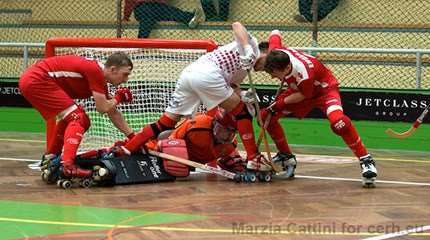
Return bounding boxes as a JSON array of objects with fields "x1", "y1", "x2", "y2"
[
  {"x1": 268, "y1": 33, "x2": 339, "y2": 98},
  {"x1": 31, "y1": 55, "x2": 108, "y2": 99}
]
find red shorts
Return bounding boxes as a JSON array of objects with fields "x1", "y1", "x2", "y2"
[
  {"x1": 19, "y1": 69, "x2": 74, "y2": 120},
  {"x1": 277, "y1": 88, "x2": 342, "y2": 118}
]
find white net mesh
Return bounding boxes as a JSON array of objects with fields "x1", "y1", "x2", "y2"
[{"x1": 53, "y1": 46, "x2": 208, "y2": 151}]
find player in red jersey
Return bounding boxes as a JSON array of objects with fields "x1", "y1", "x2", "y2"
[
  {"x1": 113, "y1": 22, "x2": 273, "y2": 179},
  {"x1": 19, "y1": 52, "x2": 135, "y2": 180},
  {"x1": 259, "y1": 30, "x2": 377, "y2": 187}
]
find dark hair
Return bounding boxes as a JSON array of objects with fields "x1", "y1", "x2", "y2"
[
  {"x1": 105, "y1": 52, "x2": 133, "y2": 70},
  {"x1": 258, "y1": 41, "x2": 269, "y2": 53},
  {"x1": 264, "y1": 50, "x2": 290, "y2": 73}
]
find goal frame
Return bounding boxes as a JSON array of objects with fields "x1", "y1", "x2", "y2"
[{"x1": 44, "y1": 37, "x2": 218, "y2": 150}]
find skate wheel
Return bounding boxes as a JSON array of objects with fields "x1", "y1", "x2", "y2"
[
  {"x1": 61, "y1": 180, "x2": 72, "y2": 189},
  {"x1": 93, "y1": 165, "x2": 101, "y2": 171},
  {"x1": 244, "y1": 172, "x2": 257, "y2": 183},
  {"x1": 258, "y1": 173, "x2": 271, "y2": 182},
  {"x1": 98, "y1": 168, "x2": 108, "y2": 177},
  {"x1": 41, "y1": 172, "x2": 48, "y2": 182},
  {"x1": 362, "y1": 178, "x2": 376, "y2": 188},
  {"x1": 233, "y1": 173, "x2": 243, "y2": 183},
  {"x1": 56, "y1": 180, "x2": 63, "y2": 187},
  {"x1": 81, "y1": 179, "x2": 92, "y2": 188}
]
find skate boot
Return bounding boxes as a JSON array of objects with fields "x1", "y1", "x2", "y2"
[
  {"x1": 273, "y1": 152, "x2": 297, "y2": 179},
  {"x1": 236, "y1": 154, "x2": 272, "y2": 183},
  {"x1": 360, "y1": 154, "x2": 377, "y2": 188},
  {"x1": 41, "y1": 155, "x2": 62, "y2": 184},
  {"x1": 57, "y1": 163, "x2": 93, "y2": 189},
  {"x1": 40, "y1": 154, "x2": 58, "y2": 171}
]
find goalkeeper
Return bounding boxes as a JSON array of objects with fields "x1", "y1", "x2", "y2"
[
  {"x1": 115, "y1": 22, "x2": 273, "y2": 176},
  {"x1": 19, "y1": 52, "x2": 135, "y2": 179},
  {"x1": 113, "y1": 111, "x2": 247, "y2": 176}
]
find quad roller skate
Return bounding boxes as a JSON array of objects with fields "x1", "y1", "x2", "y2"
[
  {"x1": 235, "y1": 154, "x2": 272, "y2": 183},
  {"x1": 273, "y1": 152, "x2": 297, "y2": 179},
  {"x1": 91, "y1": 160, "x2": 116, "y2": 186},
  {"x1": 360, "y1": 155, "x2": 377, "y2": 188},
  {"x1": 56, "y1": 164, "x2": 94, "y2": 189},
  {"x1": 41, "y1": 155, "x2": 62, "y2": 184}
]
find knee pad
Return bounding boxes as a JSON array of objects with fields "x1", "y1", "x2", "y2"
[
  {"x1": 158, "y1": 139, "x2": 190, "y2": 177},
  {"x1": 330, "y1": 115, "x2": 352, "y2": 136},
  {"x1": 62, "y1": 106, "x2": 91, "y2": 131}
]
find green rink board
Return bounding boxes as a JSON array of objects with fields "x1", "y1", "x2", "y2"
[
  {"x1": 0, "y1": 200, "x2": 206, "y2": 240},
  {"x1": 0, "y1": 107, "x2": 429, "y2": 152}
]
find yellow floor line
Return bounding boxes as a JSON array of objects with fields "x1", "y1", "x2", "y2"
[{"x1": 0, "y1": 217, "x2": 429, "y2": 237}]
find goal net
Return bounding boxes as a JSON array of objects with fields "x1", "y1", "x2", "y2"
[{"x1": 45, "y1": 38, "x2": 218, "y2": 152}]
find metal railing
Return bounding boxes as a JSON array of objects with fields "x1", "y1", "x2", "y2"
[
  {"x1": 0, "y1": 42, "x2": 429, "y2": 89},
  {"x1": 0, "y1": 42, "x2": 44, "y2": 71},
  {"x1": 297, "y1": 47, "x2": 430, "y2": 89}
]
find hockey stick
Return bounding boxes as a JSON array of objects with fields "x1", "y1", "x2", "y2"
[
  {"x1": 385, "y1": 103, "x2": 430, "y2": 139},
  {"x1": 246, "y1": 71, "x2": 282, "y2": 173},
  {"x1": 148, "y1": 150, "x2": 237, "y2": 180},
  {"x1": 256, "y1": 79, "x2": 286, "y2": 148}
]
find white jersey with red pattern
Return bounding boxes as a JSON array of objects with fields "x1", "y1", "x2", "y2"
[{"x1": 193, "y1": 35, "x2": 259, "y2": 86}]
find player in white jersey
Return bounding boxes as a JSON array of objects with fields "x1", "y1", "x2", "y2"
[{"x1": 115, "y1": 22, "x2": 273, "y2": 178}]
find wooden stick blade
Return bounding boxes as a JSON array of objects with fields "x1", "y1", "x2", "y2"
[{"x1": 385, "y1": 126, "x2": 417, "y2": 139}]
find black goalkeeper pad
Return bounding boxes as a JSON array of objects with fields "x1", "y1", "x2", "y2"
[{"x1": 76, "y1": 153, "x2": 176, "y2": 185}]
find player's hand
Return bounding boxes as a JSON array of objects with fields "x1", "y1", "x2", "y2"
[
  {"x1": 114, "y1": 87, "x2": 133, "y2": 104},
  {"x1": 113, "y1": 132, "x2": 135, "y2": 147},
  {"x1": 268, "y1": 96, "x2": 286, "y2": 112},
  {"x1": 239, "y1": 44, "x2": 256, "y2": 70},
  {"x1": 240, "y1": 88, "x2": 259, "y2": 104}
]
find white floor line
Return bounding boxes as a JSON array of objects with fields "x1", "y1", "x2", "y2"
[
  {"x1": 0, "y1": 157, "x2": 39, "y2": 162},
  {"x1": 361, "y1": 224, "x2": 430, "y2": 240},
  {"x1": 1, "y1": 157, "x2": 429, "y2": 186},
  {"x1": 296, "y1": 175, "x2": 430, "y2": 186}
]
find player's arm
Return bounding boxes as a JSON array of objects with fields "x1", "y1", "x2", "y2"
[
  {"x1": 92, "y1": 87, "x2": 133, "y2": 113},
  {"x1": 268, "y1": 30, "x2": 283, "y2": 50},
  {"x1": 92, "y1": 91, "x2": 118, "y2": 113},
  {"x1": 106, "y1": 107, "x2": 134, "y2": 136},
  {"x1": 232, "y1": 22, "x2": 256, "y2": 70},
  {"x1": 232, "y1": 22, "x2": 252, "y2": 48},
  {"x1": 268, "y1": 90, "x2": 306, "y2": 112},
  {"x1": 282, "y1": 91, "x2": 306, "y2": 105}
]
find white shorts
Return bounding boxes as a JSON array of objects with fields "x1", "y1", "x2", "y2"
[{"x1": 166, "y1": 62, "x2": 234, "y2": 115}]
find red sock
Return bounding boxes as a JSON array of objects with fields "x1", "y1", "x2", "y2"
[
  {"x1": 62, "y1": 122, "x2": 85, "y2": 166},
  {"x1": 125, "y1": 113, "x2": 177, "y2": 153},
  {"x1": 267, "y1": 115, "x2": 291, "y2": 154},
  {"x1": 229, "y1": 102, "x2": 258, "y2": 159},
  {"x1": 328, "y1": 110, "x2": 368, "y2": 159},
  {"x1": 46, "y1": 120, "x2": 67, "y2": 155},
  {"x1": 236, "y1": 118, "x2": 258, "y2": 159}
]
